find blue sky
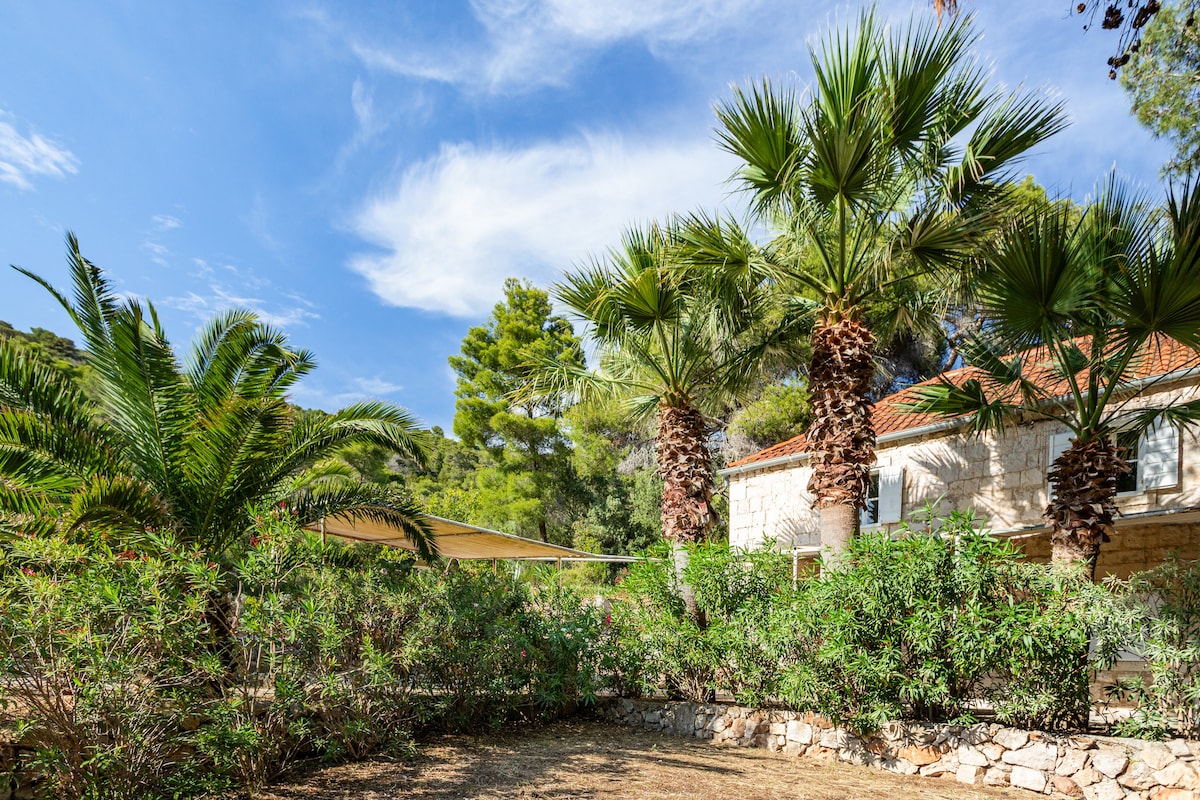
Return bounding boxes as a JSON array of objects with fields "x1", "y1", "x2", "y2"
[{"x1": 0, "y1": 1, "x2": 1175, "y2": 433}]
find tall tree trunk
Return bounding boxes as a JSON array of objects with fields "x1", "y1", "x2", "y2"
[
  {"x1": 655, "y1": 403, "x2": 716, "y2": 626},
  {"x1": 1045, "y1": 436, "x2": 1129, "y2": 581},
  {"x1": 806, "y1": 316, "x2": 876, "y2": 561}
]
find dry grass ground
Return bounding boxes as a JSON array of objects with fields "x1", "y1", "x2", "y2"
[{"x1": 259, "y1": 718, "x2": 1029, "y2": 800}]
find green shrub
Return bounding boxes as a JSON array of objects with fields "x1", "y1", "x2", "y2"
[
  {"x1": 1099, "y1": 555, "x2": 1200, "y2": 739},
  {"x1": 0, "y1": 533, "x2": 223, "y2": 800},
  {"x1": 0, "y1": 511, "x2": 604, "y2": 798},
  {"x1": 607, "y1": 513, "x2": 1105, "y2": 733},
  {"x1": 609, "y1": 541, "x2": 791, "y2": 703},
  {"x1": 779, "y1": 514, "x2": 1097, "y2": 732}
]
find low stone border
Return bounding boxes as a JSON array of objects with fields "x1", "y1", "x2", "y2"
[{"x1": 597, "y1": 698, "x2": 1200, "y2": 800}]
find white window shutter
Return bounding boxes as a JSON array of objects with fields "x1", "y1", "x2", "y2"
[
  {"x1": 1140, "y1": 420, "x2": 1180, "y2": 490},
  {"x1": 877, "y1": 466, "x2": 904, "y2": 524},
  {"x1": 1048, "y1": 430, "x2": 1073, "y2": 470}
]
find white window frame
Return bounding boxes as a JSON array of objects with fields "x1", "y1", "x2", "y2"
[
  {"x1": 1114, "y1": 430, "x2": 1141, "y2": 497},
  {"x1": 1050, "y1": 423, "x2": 1180, "y2": 498},
  {"x1": 861, "y1": 466, "x2": 903, "y2": 528},
  {"x1": 1139, "y1": 419, "x2": 1180, "y2": 491}
]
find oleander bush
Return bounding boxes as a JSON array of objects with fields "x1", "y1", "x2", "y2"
[
  {"x1": 0, "y1": 511, "x2": 601, "y2": 799},
  {"x1": 607, "y1": 511, "x2": 1117, "y2": 734},
  {"x1": 1099, "y1": 555, "x2": 1200, "y2": 740},
  {"x1": 0, "y1": 533, "x2": 224, "y2": 799}
]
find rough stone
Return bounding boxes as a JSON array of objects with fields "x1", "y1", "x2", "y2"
[
  {"x1": 920, "y1": 760, "x2": 956, "y2": 778},
  {"x1": 710, "y1": 717, "x2": 727, "y2": 733},
  {"x1": 981, "y1": 743, "x2": 1005, "y2": 761},
  {"x1": 1057, "y1": 749, "x2": 1090, "y2": 776},
  {"x1": 960, "y1": 724, "x2": 989, "y2": 747},
  {"x1": 1003, "y1": 742, "x2": 1058, "y2": 771},
  {"x1": 1091, "y1": 749, "x2": 1130, "y2": 779},
  {"x1": 956, "y1": 764, "x2": 984, "y2": 785},
  {"x1": 958, "y1": 745, "x2": 990, "y2": 767},
  {"x1": 1143, "y1": 744, "x2": 1178, "y2": 771},
  {"x1": 1010, "y1": 765, "x2": 1048, "y2": 793},
  {"x1": 1169, "y1": 740, "x2": 1193, "y2": 757},
  {"x1": 1082, "y1": 778, "x2": 1126, "y2": 800},
  {"x1": 643, "y1": 711, "x2": 661, "y2": 726},
  {"x1": 1156, "y1": 761, "x2": 1200, "y2": 790},
  {"x1": 819, "y1": 729, "x2": 843, "y2": 749},
  {"x1": 784, "y1": 742, "x2": 806, "y2": 757},
  {"x1": 785, "y1": 721, "x2": 813, "y2": 745},
  {"x1": 911, "y1": 727, "x2": 938, "y2": 745},
  {"x1": 730, "y1": 718, "x2": 747, "y2": 738},
  {"x1": 1118, "y1": 759, "x2": 1157, "y2": 791},
  {"x1": 1155, "y1": 790, "x2": 1197, "y2": 800},
  {"x1": 994, "y1": 728, "x2": 1030, "y2": 751},
  {"x1": 1074, "y1": 767, "x2": 1102, "y2": 787},
  {"x1": 898, "y1": 745, "x2": 943, "y2": 767},
  {"x1": 865, "y1": 738, "x2": 889, "y2": 756},
  {"x1": 983, "y1": 767, "x2": 1011, "y2": 787},
  {"x1": 769, "y1": 723, "x2": 786, "y2": 737},
  {"x1": 1053, "y1": 775, "x2": 1085, "y2": 798},
  {"x1": 876, "y1": 758, "x2": 915, "y2": 775},
  {"x1": 840, "y1": 744, "x2": 871, "y2": 767},
  {"x1": 809, "y1": 747, "x2": 835, "y2": 763}
]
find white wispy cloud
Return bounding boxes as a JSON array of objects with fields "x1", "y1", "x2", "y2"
[
  {"x1": 0, "y1": 111, "x2": 79, "y2": 190},
  {"x1": 347, "y1": 0, "x2": 762, "y2": 92},
  {"x1": 351, "y1": 376, "x2": 404, "y2": 397},
  {"x1": 143, "y1": 240, "x2": 170, "y2": 266},
  {"x1": 347, "y1": 132, "x2": 739, "y2": 317},
  {"x1": 152, "y1": 214, "x2": 183, "y2": 231},
  {"x1": 164, "y1": 280, "x2": 321, "y2": 329},
  {"x1": 288, "y1": 374, "x2": 409, "y2": 411}
]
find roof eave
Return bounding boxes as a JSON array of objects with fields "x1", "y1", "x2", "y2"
[{"x1": 719, "y1": 365, "x2": 1200, "y2": 480}]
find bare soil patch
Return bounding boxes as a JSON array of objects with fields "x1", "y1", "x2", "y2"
[{"x1": 259, "y1": 718, "x2": 1028, "y2": 799}]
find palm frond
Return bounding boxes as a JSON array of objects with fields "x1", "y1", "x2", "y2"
[
  {"x1": 714, "y1": 80, "x2": 806, "y2": 216},
  {"x1": 292, "y1": 483, "x2": 437, "y2": 563}
]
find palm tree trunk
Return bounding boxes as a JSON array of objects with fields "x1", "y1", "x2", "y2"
[
  {"x1": 806, "y1": 316, "x2": 876, "y2": 560},
  {"x1": 655, "y1": 403, "x2": 716, "y2": 626},
  {"x1": 1045, "y1": 436, "x2": 1129, "y2": 581}
]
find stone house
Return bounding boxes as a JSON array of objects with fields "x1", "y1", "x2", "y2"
[{"x1": 721, "y1": 341, "x2": 1200, "y2": 579}]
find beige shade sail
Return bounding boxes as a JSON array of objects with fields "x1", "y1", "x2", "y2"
[{"x1": 310, "y1": 513, "x2": 639, "y2": 563}]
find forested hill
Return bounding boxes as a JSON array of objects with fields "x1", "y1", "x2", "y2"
[{"x1": 0, "y1": 320, "x2": 90, "y2": 385}]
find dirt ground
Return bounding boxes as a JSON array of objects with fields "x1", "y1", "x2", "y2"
[{"x1": 259, "y1": 718, "x2": 1030, "y2": 800}]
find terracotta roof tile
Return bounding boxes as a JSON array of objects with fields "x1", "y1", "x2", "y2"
[{"x1": 726, "y1": 336, "x2": 1200, "y2": 470}]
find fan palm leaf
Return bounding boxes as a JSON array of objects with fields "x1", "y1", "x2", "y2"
[
  {"x1": 710, "y1": 8, "x2": 1066, "y2": 555},
  {"x1": 905, "y1": 178, "x2": 1200, "y2": 576}
]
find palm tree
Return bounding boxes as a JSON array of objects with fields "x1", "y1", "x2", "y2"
[
  {"x1": 905, "y1": 179, "x2": 1200, "y2": 578},
  {"x1": 710, "y1": 9, "x2": 1067, "y2": 555},
  {"x1": 543, "y1": 220, "x2": 787, "y2": 621},
  {"x1": 0, "y1": 234, "x2": 434, "y2": 560}
]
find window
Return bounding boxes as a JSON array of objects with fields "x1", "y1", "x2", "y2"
[
  {"x1": 861, "y1": 466, "x2": 903, "y2": 527},
  {"x1": 1049, "y1": 423, "x2": 1180, "y2": 496},
  {"x1": 1115, "y1": 431, "x2": 1139, "y2": 495},
  {"x1": 862, "y1": 472, "x2": 881, "y2": 526}
]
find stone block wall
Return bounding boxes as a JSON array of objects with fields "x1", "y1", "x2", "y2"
[
  {"x1": 727, "y1": 381, "x2": 1200, "y2": 582},
  {"x1": 1016, "y1": 521, "x2": 1200, "y2": 581},
  {"x1": 598, "y1": 698, "x2": 1200, "y2": 800}
]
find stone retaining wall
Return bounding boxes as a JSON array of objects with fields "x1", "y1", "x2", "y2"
[{"x1": 598, "y1": 698, "x2": 1200, "y2": 799}]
